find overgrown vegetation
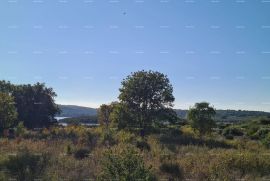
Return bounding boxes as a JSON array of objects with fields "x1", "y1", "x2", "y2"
[{"x1": 1, "y1": 71, "x2": 270, "y2": 180}]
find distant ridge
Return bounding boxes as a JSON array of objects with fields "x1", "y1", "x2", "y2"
[
  {"x1": 58, "y1": 105, "x2": 97, "y2": 117},
  {"x1": 175, "y1": 109, "x2": 270, "y2": 122},
  {"x1": 58, "y1": 104, "x2": 270, "y2": 122}
]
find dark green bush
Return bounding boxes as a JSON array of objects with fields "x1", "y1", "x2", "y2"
[
  {"x1": 225, "y1": 134, "x2": 234, "y2": 140},
  {"x1": 261, "y1": 133, "x2": 270, "y2": 148},
  {"x1": 73, "y1": 148, "x2": 90, "y2": 159},
  {"x1": 65, "y1": 144, "x2": 73, "y2": 155},
  {"x1": 222, "y1": 127, "x2": 244, "y2": 137},
  {"x1": 259, "y1": 118, "x2": 270, "y2": 125},
  {"x1": 3, "y1": 148, "x2": 49, "y2": 181},
  {"x1": 136, "y1": 139, "x2": 151, "y2": 151},
  {"x1": 160, "y1": 162, "x2": 182, "y2": 178},
  {"x1": 246, "y1": 124, "x2": 260, "y2": 137},
  {"x1": 254, "y1": 128, "x2": 270, "y2": 139}
]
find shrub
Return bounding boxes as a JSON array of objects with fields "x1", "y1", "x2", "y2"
[
  {"x1": 168, "y1": 128, "x2": 182, "y2": 137},
  {"x1": 99, "y1": 129, "x2": 116, "y2": 146},
  {"x1": 73, "y1": 148, "x2": 90, "y2": 159},
  {"x1": 98, "y1": 145, "x2": 156, "y2": 181},
  {"x1": 160, "y1": 162, "x2": 182, "y2": 178},
  {"x1": 259, "y1": 117, "x2": 270, "y2": 125},
  {"x1": 222, "y1": 127, "x2": 244, "y2": 137},
  {"x1": 261, "y1": 133, "x2": 270, "y2": 148},
  {"x1": 116, "y1": 130, "x2": 135, "y2": 143},
  {"x1": 246, "y1": 124, "x2": 260, "y2": 137},
  {"x1": 254, "y1": 128, "x2": 270, "y2": 139},
  {"x1": 225, "y1": 134, "x2": 234, "y2": 140},
  {"x1": 15, "y1": 122, "x2": 26, "y2": 137},
  {"x1": 78, "y1": 131, "x2": 96, "y2": 146},
  {"x1": 3, "y1": 148, "x2": 49, "y2": 181},
  {"x1": 136, "y1": 139, "x2": 151, "y2": 151},
  {"x1": 65, "y1": 144, "x2": 73, "y2": 155}
]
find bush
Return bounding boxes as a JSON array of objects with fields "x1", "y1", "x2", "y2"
[
  {"x1": 99, "y1": 129, "x2": 116, "y2": 146},
  {"x1": 3, "y1": 148, "x2": 49, "y2": 181},
  {"x1": 73, "y1": 148, "x2": 90, "y2": 159},
  {"x1": 116, "y1": 130, "x2": 135, "y2": 143},
  {"x1": 136, "y1": 139, "x2": 151, "y2": 151},
  {"x1": 222, "y1": 127, "x2": 244, "y2": 137},
  {"x1": 98, "y1": 145, "x2": 156, "y2": 181},
  {"x1": 160, "y1": 162, "x2": 182, "y2": 178},
  {"x1": 15, "y1": 122, "x2": 26, "y2": 137},
  {"x1": 259, "y1": 118, "x2": 270, "y2": 125},
  {"x1": 225, "y1": 134, "x2": 234, "y2": 140},
  {"x1": 65, "y1": 144, "x2": 73, "y2": 155},
  {"x1": 78, "y1": 131, "x2": 96, "y2": 146},
  {"x1": 261, "y1": 133, "x2": 270, "y2": 148},
  {"x1": 246, "y1": 124, "x2": 260, "y2": 137},
  {"x1": 254, "y1": 128, "x2": 270, "y2": 139},
  {"x1": 168, "y1": 128, "x2": 182, "y2": 137}
]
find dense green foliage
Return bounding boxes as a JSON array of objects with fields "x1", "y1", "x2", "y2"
[
  {"x1": 98, "y1": 103, "x2": 116, "y2": 128},
  {"x1": 0, "y1": 92, "x2": 17, "y2": 134},
  {"x1": 188, "y1": 102, "x2": 216, "y2": 136},
  {"x1": 118, "y1": 70, "x2": 177, "y2": 130},
  {"x1": 0, "y1": 81, "x2": 60, "y2": 129}
]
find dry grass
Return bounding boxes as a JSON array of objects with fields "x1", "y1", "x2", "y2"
[{"x1": 0, "y1": 126, "x2": 270, "y2": 180}]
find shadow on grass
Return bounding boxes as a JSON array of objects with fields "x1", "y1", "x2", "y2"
[{"x1": 159, "y1": 133, "x2": 234, "y2": 150}]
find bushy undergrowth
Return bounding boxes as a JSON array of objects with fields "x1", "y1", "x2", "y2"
[
  {"x1": 0, "y1": 124, "x2": 270, "y2": 180},
  {"x1": 1, "y1": 148, "x2": 49, "y2": 181},
  {"x1": 98, "y1": 144, "x2": 156, "y2": 181}
]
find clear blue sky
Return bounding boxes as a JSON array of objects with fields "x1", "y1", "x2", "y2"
[{"x1": 1, "y1": 0, "x2": 270, "y2": 111}]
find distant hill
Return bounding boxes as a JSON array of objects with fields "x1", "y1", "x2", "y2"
[
  {"x1": 58, "y1": 105, "x2": 97, "y2": 117},
  {"x1": 175, "y1": 109, "x2": 270, "y2": 123},
  {"x1": 59, "y1": 115, "x2": 98, "y2": 125},
  {"x1": 58, "y1": 105, "x2": 270, "y2": 123}
]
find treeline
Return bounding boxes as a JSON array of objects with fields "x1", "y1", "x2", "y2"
[
  {"x1": 0, "y1": 81, "x2": 60, "y2": 133},
  {"x1": 2, "y1": 70, "x2": 262, "y2": 137}
]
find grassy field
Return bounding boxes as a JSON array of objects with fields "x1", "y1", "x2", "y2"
[{"x1": 1, "y1": 117, "x2": 270, "y2": 181}]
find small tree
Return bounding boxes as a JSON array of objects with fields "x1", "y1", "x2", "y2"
[
  {"x1": 188, "y1": 102, "x2": 216, "y2": 137},
  {"x1": 98, "y1": 103, "x2": 114, "y2": 128},
  {"x1": 0, "y1": 92, "x2": 17, "y2": 134}
]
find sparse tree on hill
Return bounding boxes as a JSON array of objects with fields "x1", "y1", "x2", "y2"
[{"x1": 188, "y1": 102, "x2": 216, "y2": 137}]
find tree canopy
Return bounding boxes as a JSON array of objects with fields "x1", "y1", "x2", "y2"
[
  {"x1": 188, "y1": 102, "x2": 216, "y2": 136},
  {"x1": 0, "y1": 81, "x2": 60, "y2": 129},
  {"x1": 118, "y1": 70, "x2": 176, "y2": 129},
  {"x1": 98, "y1": 103, "x2": 114, "y2": 128}
]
